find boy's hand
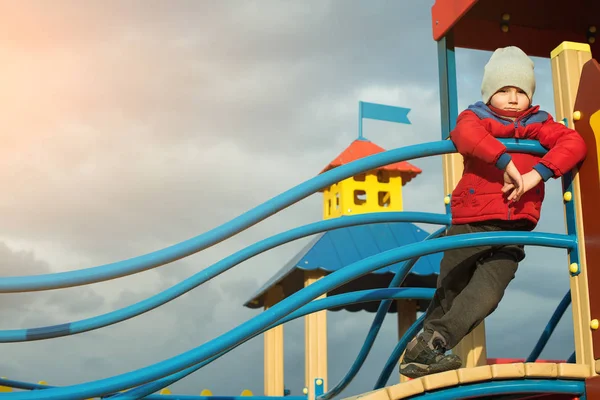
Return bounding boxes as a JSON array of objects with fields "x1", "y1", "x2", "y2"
[
  {"x1": 502, "y1": 160, "x2": 524, "y2": 202},
  {"x1": 502, "y1": 169, "x2": 542, "y2": 202}
]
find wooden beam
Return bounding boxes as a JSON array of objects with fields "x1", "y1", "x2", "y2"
[
  {"x1": 550, "y1": 41, "x2": 595, "y2": 375},
  {"x1": 264, "y1": 285, "x2": 285, "y2": 396},
  {"x1": 305, "y1": 270, "x2": 328, "y2": 400}
]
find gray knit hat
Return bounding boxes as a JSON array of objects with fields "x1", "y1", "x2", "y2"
[{"x1": 481, "y1": 46, "x2": 536, "y2": 104}]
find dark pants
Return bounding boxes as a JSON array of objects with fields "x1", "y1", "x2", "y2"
[{"x1": 422, "y1": 220, "x2": 532, "y2": 349}]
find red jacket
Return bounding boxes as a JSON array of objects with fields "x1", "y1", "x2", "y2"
[{"x1": 449, "y1": 101, "x2": 587, "y2": 227}]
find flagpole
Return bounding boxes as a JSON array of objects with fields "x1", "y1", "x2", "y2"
[{"x1": 358, "y1": 101, "x2": 364, "y2": 140}]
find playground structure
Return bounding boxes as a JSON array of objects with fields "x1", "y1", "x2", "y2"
[{"x1": 2, "y1": 0, "x2": 600, "y2": 399}]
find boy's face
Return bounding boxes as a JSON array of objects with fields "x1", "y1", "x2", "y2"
[{"x1": 489, "y1": 86, "x2": 530, "y2": 111}]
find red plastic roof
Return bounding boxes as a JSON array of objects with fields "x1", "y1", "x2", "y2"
[
  {"x1": 431, "y1": 0, "x2": 600, "y2": 58},
  {"x1": 431, "y1": 0, "x2": 477, "y2": 43},
  {"x1": 319, "y1": 139, "x2": 422, "y2": 185}
]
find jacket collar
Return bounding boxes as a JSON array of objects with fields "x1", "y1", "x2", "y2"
[{"x1": 467, "y1": 101, "x2": 544, "y2": 126}]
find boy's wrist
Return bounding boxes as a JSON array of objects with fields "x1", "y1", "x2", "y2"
[
  {"x1": 532, "y1": 163, "x2": 553, "y2": 181},
  {"x1": 495, "y1": 153, "x2": 512, "y2": 170}
]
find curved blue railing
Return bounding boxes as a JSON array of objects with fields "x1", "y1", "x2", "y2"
[
  {"x1": 1, "y1": 232, "x2": 575, "y2": 399},
  {"x1": 2, "y1": 139, "x2": 569, "y2": 399},
  {"x1": 108, "y1": 288, "x2": 436, "y2": 400},
  {"x1": 375, "y1": 313, "x2": 426, "y2": 389},
  {"x1": 320, "y1": 226, "x2": 447, "y2": 400},
  {"x1": 405, "y1": 379, "x2": 585, "y2": 400},
  {"x1": 0, "y1": 212, "x2": 449, "y2": 342},
  {"x1": 0, "y1": 287, "x2": 435, "y2": 398},
  {"x1": 526, "y1": 290, "x2": 572, "y2": 362},
  {"x1": 0, "y1": 139, "x2": 545, "y2": 293}
]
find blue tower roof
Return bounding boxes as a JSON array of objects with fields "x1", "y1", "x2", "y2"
[{"x1": 244, "y1": 221, "x2": 441, "y2": 313}]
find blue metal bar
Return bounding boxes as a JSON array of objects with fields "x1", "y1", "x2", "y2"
[
  {"x1": 437, "y1": 33, "x2": 458, "y2": 140},
  {"x1": 402, "y1": 379, "x2": 584, "y2": 400},
  {"x1": 0, "y1": 139, "x2": 545, "y2": 293},
  {"x1": 109, "y1": 288, "x2": 436, "y2": 399},
  {"x1": 320, "y1": 227, "x2": 446, "y2": 400},
  {"x1": 10, "y1": 288, "x2": 434, "y2": 400},
  {"x1": 0, "y1": 378, "x2": 47, "y2": 391},
  {"x1": 562, "y1": 171, "x2": 581, "y2": 271},
  {"x1": 1, "y1": 231, "x2": 573, "y2": 399},
  {"x1": 0, "y1": 212, "x2": 449, "y2": 342},
  {"x1": 374, "y1": 313, "x2": 426, "y2": 389},
  {"x1": 526, "y1": 290, "x2": 572, "y2": 362},
  {"x1": 0, "y1": 287, "x2": 435, "y2": 399}
]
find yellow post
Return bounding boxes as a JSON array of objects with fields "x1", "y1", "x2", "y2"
[
  {"x1": 550, "y1": 41, "x2": 594, "y2": 374},
  {"x1": 264, "y1": 285, "x2": 285, "y2": 396},
  {"x1": 442, "y1": 151, "x2": 488, "y2": 367},
  {"x1": 397, "y1": 299, "x2": 417, "y2": 382},
  {"x1": 304, "y1": 270, "x2": 328, "y2": 400},
  {"x1": 0, "y1": 377, "x2": 11, "y2": 392}
]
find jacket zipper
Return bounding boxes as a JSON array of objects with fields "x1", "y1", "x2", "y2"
[{"x1": 508, "y1": 120, "x2": 518, "y2": 221}]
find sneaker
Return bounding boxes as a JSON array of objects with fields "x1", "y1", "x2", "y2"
[{"x1": 399, "y1": 333, "x2": 462, "y2": 379}]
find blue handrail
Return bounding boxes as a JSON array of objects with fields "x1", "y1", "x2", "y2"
[
  {"x1": 526, "y1": 290, "x2": 572, "y2": 362},
  {"x1": 110, "y1": 288, "x2": 436, "y2": 399},
  {"x1": 320, "y1": 226, "x2": 447, "y2": 399},
  {"x1": 401, "y1": 379, "x2": 584, "y2": 400},
  {"x1": 0, "y1": 287, "x2": 434, "y2": 398},
  {"x1": 0, "y1": 139, "x2": 546, "y2": 293},
  {"x1": 0, "y1": 212, "x2": 449, "y2": 342},
  {"x1": 1, "y1": 231, "x2": 574, "y2": 399},
  {"x1": 374, "y1": 313, "x2": 426, "y2": 389}
]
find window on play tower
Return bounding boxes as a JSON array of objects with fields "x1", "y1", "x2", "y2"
[
  {"x1": 354, "y1": 173, "x2": 366, "y2": 182},
  {"x1": 378, "y1": 191, "x2": 391, "y2": 207},
  {"x1": 377, "y1": 170, "x2": 390, "y2": 183},
  {"x1": 354, "y1": 190, "x2": 367, "y2": 205}
]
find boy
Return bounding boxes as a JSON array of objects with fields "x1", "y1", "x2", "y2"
[{"x1": 399, "y1": 46, "x2": 587, "y2": 378}]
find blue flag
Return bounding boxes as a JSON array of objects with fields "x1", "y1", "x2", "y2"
[{"x1": 358, "y1": 101, "x2": 411, "y2": 139}]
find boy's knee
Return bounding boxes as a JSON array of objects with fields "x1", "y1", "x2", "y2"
[{"x1": 502, "y1": 244, "x2": 525, "y2": 263}]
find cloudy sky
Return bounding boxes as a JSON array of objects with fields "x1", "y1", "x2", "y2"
[{"x1": 0, "y1": 0, "x2": 577, "y2": 398}]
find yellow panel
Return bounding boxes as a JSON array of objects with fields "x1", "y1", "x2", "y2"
[
  {"x1": 322, "y1": 188, "x2": 330, "y2": 220},
  {"x1": 551, "y1": 42, "x2": 592, "y2": 59},
  {"x1": 421, "y1": 370, "x2": 459, "y2": 391},
  {"x1": 524, "y1": 362, "x2": 558, "y2": 378},
  {"x1": 457, "y1": 365, "x2": 493, "y2": 383},
  {"x1": 490, "y1": 363, "x2": 525, "y2": 379},
  {"x1": 385, "y1": 378, "x2": 425, "y2": 400},
  {"x1": 346, "y1": 389, "x2": 390, "y2": 400},
  {"x1": 557, "y1": 363, "x2": 591, "y2": 378},
  {"x1": 550, "y1": 41, "x2": 594, "y2": 373},
  {"x1": 323, "y1": 170, "x2": 405, "y2": 218}
]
